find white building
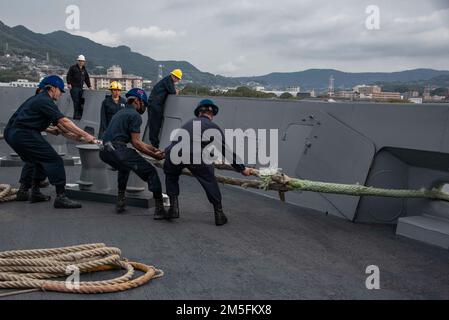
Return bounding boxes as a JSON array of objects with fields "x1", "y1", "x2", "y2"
[
  {"x1": 107, "y1": 65, "x2": 123, "y2": 78},
  {"x1": 9, "y1": 79, "x2": 39, "y2": 88},
  {"x1": 431, "y1": 95, "x2": 446, "y2": 102},
  {"x1": 286, "y1": 86, "x2": 301, "y2": 94},
  {"x1": 409, "y1": 98, "x2": 423, "y2": 104},
  {"x1": 90, "y1": 65, "x2": 143, "y2": 91},
  {"x1": 353, "y1": 85, "x2": 382, "y2": 99},
  {"x1": 260, "y1": 86, "x2": 301, "y2": 97}
]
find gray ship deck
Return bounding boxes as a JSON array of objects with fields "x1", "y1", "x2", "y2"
[{"x1": 1, "y1": 161, "x2": 449, "y2": 300}]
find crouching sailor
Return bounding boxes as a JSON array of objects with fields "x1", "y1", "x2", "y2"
[
  {"x1": 99, "y1": 88, "x2": 166, "y2": 218},
  {"x1": 164, "y1": 99, "x2": 253, "y2": 226},
  {"x1": 4, "y1": 75, "x2": 98, "y2": 209}
]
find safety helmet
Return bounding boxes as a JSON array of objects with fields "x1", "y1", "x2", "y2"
[
  {"x1": 126, "y1": 88, "x2": 149, "y2": 107},
  {"x1": 170, "y1": 69, "x2": 183, "y2": 80},
  {"x1": 109, "y1": 81, "x2": 122, "y2": 91},
  {"x1": 37, "y1": 76, "x2": 48, "y2": 89},
  {"x1": 41, "y1": 75, "x2": 66, "y2": 93},
  {"x1": 77, "y1": 55, "x2": 86, "y2": 62},
  {"x1": 194, "y1": 99, "x2": 219, "y2": 117}
]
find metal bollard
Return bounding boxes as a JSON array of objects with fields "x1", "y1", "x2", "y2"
[
  {"x1": 77, "y1": 144, "x2": 146, "y2": 192},
  {"x1": 126, "y1": 172, "x2": 146, "y2": 193},
  {"x1": 76, "y1": 144, "x2": 111, "y2": 191}
]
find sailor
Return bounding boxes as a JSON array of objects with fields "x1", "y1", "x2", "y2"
[
  {"x1": 17, "y1": 77, "x2": 53, "y2": 194},
  {"x1": 98, "y1": 81, "x2": 126, "y2": 139},
  {"x1": 4, "y1": 75, "x2": 98, "y2": 208},
  {"x1": 67, "y1": 55, "x2": 92, "y2": 120},
  {"x1": 147, "y1": 69, "x2": 182, "y2": 148},
  {"x1": 99, "y1": 88, "x2": 166, "y2": 218},
  {"x1": 164, "y1": 99, "x2": 253, "y2": 226}
]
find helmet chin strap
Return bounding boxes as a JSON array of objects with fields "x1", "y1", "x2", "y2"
[{"x1": 137, "y1": 100, "x2": 146, "y2": 115}]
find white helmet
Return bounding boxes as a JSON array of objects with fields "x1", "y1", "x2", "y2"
[{"x1": 77, "y1": 55, "x2": 86, "y2": 62}]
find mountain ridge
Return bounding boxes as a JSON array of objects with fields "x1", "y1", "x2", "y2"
[
  {"x1": 1, "y1": 20, "x2": 448, "y2": 89},
  {"x1": 233, "y1": 68, "x2": 449, "y2": 90}
]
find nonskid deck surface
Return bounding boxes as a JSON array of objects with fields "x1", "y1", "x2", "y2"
[{"x1": 0, "y1": 154, "x2": 449, "y2": 299}]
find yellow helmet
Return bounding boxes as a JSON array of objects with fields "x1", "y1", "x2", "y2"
[
  {"x1": 170, "y1": 69, "x2": 183, "y2": 80},
  {"x1": 109, "y1": 81, "x2": 122, "y2": 91}
]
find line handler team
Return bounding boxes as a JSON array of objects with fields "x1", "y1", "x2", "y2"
[{"x1": 5, "y1": 69, "x2": 253, "y2": 226}]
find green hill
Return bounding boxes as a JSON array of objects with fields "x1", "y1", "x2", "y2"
[
  {"x1": 1, "y1": 20, "x2": 448, "y2": 89},
  {"x1": 234, "y1": 69, "x2": 449, "y2": 90},
  {"x1": 0, "y1": 21, "x2": 237, "y2": 86}
]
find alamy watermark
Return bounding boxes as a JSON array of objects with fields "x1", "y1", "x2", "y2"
[
  {"x1": 365, "y1": 5, "x2": 380, "y2": 30},
  {"x1": 169, "y1": 122, "x2": 279, "y2": 169},
  {"x1": 365, "y1": 265, "x2": 380, "y2": 290},
  {"x1": 65, "y1": 265, "x2": 80, "y2": 290},
  {"x1": 65, "y1": 5, "x2": 80, "y2": 31}
]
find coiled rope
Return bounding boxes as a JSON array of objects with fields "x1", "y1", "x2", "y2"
[
  {"x1": 0, "y1": 185, "x2": 18, "y2": 202},
  {"x1": 0, "y1": 243, "x2": 163, "y2": 297}
]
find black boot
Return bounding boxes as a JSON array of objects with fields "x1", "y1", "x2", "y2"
[
  {"x1": 54, "y1": 194, "x2": 82, "y2": 209},
  {"x1": 30, "y1": 183, "x2": 51, "y2": 203},
  {"x1": 167, "y1": 196, "x2": 179, "y2": 219},
  {"x1": 153, "y1": 197, "x2": 167, "y2": 220},
  {"x1": 116, "y1": 190, "x2": 126, "y2": 214},
  {"x1": 214, "y1": 203, "x2": 228, "y2": 226},
  {"x1": 30, "y1": 190, "x2": 51, "y2": 203},
  {"x1": 16, "y1": 184, "x2": 30, "y2": 202},
  {"x1": 39, "y1": 180, "x2": 50, "y2": 189}
]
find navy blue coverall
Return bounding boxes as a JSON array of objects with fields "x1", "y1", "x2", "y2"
[
  {"x1": 98, "y1": 95, "x2": 126, "y2": 139},
  {"x1": 4, "y1": 92, "x2": 67, "y2": 188},
  {"x1": 67, "y1": 64, "x2": 91, "y2": 120},
  {"x1": 99, "y1": 104, "x2": 162, "y2": 194},
  {"x1": 147, "y1": 75, "x2": 176, "y2": 148},
  {"x1": 164, "y1": 116, "x2": 245, "y2": 206}
]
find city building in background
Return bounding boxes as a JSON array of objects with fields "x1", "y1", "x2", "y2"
[
  {"x1": 90, "y1": 65, "x2": 143, "y2": 91},
  {"x1": 255, "y1": 85, "x2": 301, "y2": 97},
  {"x1": 349, "y1": 85, "x2": 402, "y2": 101},
  {"x1": 1, "y1": 79, "x2": 40, "y2": 88},
  {"x1": 335, "y1": 91, "x2": 355, "y2": 100},
  {"x1": 409, "y1": 98, "x2": 423, "y2": 104},
  {"x1": 353, "y1": 85, "x2": 382, "y2": 99},
  {"x1": 372, "y1": 91, "x2": 402, "y2": 101}
]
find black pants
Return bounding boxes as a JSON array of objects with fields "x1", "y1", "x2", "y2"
[
  {"x1": 164, "y1": 157, "x2": 222, "y2": 205},
  {"x1": 4, "y1": 128, "x2": 66, "y2": 187},
  {"x1": 148, "y1": 104, "x2": 163, "y2": 148},
  {"x1": 70, "y1": 87, "x2": 84, "y2": 120},
  {"x1": 20, "y1": 162, "x2": 47, "y2": 186},
  {"x1": 99, "y1": 145, "x2": 162, "y2": 193}
]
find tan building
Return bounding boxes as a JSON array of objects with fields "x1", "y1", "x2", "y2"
[
  {"x1": 372, "y1": 92, "x2": 402, "y2": 101},
  {"x1": 90, "y1": 65, "x2": 143, "y2": 91},
  {"x1": 353, "y1": 85, "x2": 382, "y2": 95},
  {"x1": 335, "y1": 91, "x2": 354, "y2": 99}
]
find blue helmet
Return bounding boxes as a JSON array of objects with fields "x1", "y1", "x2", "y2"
[
  {"x1": 40, "y1": 75, "x2": 65, "y2": 93},
  {"x1": 126, "y1": 88, "x2": 148, "y2": 107},
  {"x1": 194, "y1": 99, "x2": 219, "y2": 117},
  {"x1": 37, "y1": 77, "x2": 47, "y2": 89}
]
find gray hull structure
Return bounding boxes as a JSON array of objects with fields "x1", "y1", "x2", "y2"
[{"x1": 1, "y1": 87, "x2": 449, "y2": 248}]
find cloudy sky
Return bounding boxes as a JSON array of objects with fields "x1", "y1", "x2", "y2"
[{"x1": 0, "y1": 0, "x2": 448, "y2": 76}]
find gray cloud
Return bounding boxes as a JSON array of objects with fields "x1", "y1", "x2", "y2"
[{"x1": 0, "y1": 0, "x2": 447, "y2": 76}]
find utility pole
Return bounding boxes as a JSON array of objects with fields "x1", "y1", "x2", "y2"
[
  {"x1": 328, "y1": 75, "x2": 335, "y2": 97},
  {"x1": 424, "y1": 85, "x2": 431, "y2": 101}
]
